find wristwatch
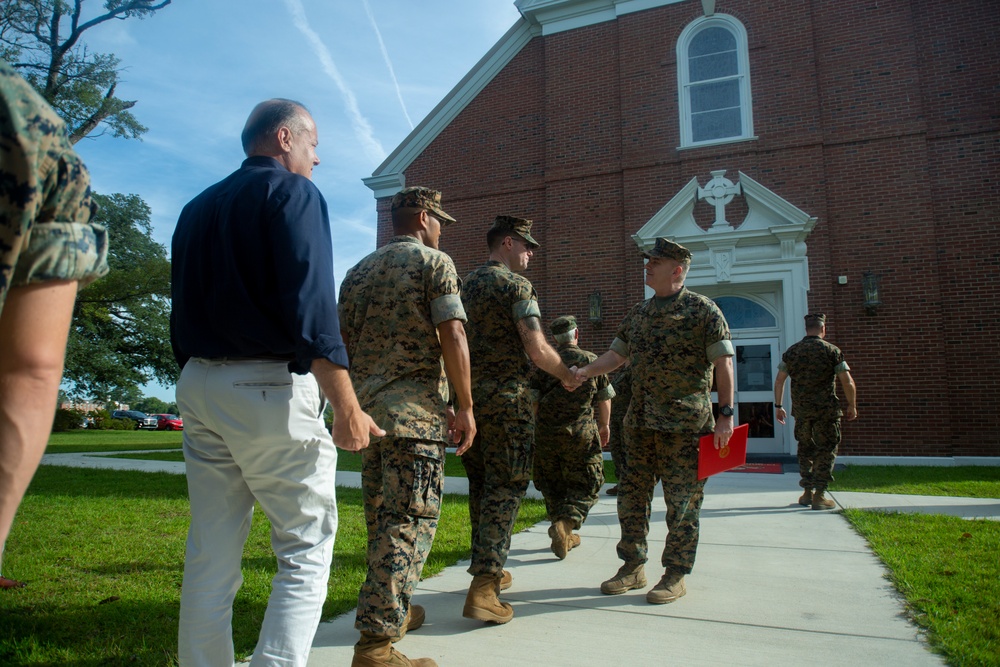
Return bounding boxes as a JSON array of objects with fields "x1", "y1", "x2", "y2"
[{"x1": 719, "y1": 404, "x2": 734, "y2": 418}]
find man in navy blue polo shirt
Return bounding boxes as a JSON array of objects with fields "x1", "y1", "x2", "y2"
[{"x1": 172, "y1": 98, "x2": 383, "y2": 667}]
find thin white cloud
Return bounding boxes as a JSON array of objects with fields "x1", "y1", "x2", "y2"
[
  {"x1": 362, "y1": 0, "x2": 413, "y2": 130},
  {"x1": 282, "y1": 0, "x2": 386, "y2": 164}
]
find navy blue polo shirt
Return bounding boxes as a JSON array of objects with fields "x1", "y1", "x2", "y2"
[{"x1": 171, "y1": 156, "x2": 349, "y2": 374}]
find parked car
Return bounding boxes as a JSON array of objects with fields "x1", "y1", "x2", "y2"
[
  {"x1": 150, "y1": 413, "x2": 184, "y2": 431},
  {"x1": 111, "y1": 410, "x2": 159, "y2": 430}
]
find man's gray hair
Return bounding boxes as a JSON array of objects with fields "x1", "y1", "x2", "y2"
[
  {"x1": 554, "y1": 329, "x2": 577, "y2": 344},
  {"x1": 241, "y1": 98, "x2": 310, "y2": 156}
]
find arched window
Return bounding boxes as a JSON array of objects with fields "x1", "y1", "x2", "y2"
[
  {"x1": 713, "y1": 296, "x2": 776, "y2": 330},
  {"x1": 677, "y1": 15, "x2": 754, "y2": 148}
]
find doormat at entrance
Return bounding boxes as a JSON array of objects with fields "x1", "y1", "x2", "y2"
[{"x1": 729, "y1": 462, "x2": 784, "y2": 474}]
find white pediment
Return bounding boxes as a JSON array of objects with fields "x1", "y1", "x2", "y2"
[{"x1": 633, "y1": 170, "x2": 816, "y2": 261}]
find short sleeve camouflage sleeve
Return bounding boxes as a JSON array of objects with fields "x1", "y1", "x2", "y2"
[{"x1": 0, "y1": 59, "x2": 108, "y2": 315}]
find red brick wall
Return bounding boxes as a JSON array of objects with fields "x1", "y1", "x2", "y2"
[{"x1": 374, "y1": 0, "x2": 1000, "y2": 456}]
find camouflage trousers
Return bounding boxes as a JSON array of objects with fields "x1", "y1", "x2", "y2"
[
  {"x1": 355, "y1": 436, "x2": 444, "y2": 638},
  {"x1": 617, "y1": 427, "x2": 706, "y2": 575},
  {"x1": 794, "y1": 415, "x2": 841, "y2": 492},
  {"x1": 533, "y1": 429, "x2": 604, "y2": 530},
  {"x1": 461, "y1": 417, "x2": 532, "y2": 577},
  {"x1": 607, "y1": 418, "x2": 629, "y2": 482}
]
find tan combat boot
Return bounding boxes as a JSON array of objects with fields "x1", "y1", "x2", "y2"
[
  {"x1": 499, "y1": 569, "x2": 513, "y2": 591},
  {"x1": 568, "y1": 533, "x2": 582, "y2": 550},
  {"x1": 811, "y1": 489, "x2": 836, "y2": 510},
  {"x1": 646, "y1": 572, "x2": 686, "y2": 604},
  {"x1": 392, "y1": 604, "x2": 425, "y2": 643},
  {"x1": 548, "y1": 518, "x2": 573, "y2": 559},
  {"x1": 798, "y1": 488, "x2": 813, "y2": 506},
  {"x1": 353, "y1": 633, "x2": 438, "y2": 667},
  {"x1": 600, "y1": 563, "x2": 646, "y2": 595},
  {"x1": 463, "y1": 574, "x2": 514, "y2": 624}
]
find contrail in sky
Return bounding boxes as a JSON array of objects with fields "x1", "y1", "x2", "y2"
[
  {"x1": 283, "y1": 0, "x2": 385, "y2": 164},
  {"x1": 362, "y1": 0, "x2": 414, "y2": 130}
]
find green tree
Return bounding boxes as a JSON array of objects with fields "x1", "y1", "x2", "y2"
[
  {"x1": 63, "y1": 192, "x2": 175, "y2": 400},
  {"x1": 0, "y1": 0, "x2": 171, "y2": 143}
]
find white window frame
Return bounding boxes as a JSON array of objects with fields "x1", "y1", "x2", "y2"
[{"x1": 677, "y1": 14, "x2": 755, "y2": 149}]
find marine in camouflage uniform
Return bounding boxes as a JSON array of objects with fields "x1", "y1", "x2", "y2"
[
  {"x1": 339, "y1": 186, "x2": 472, "y2": 664},
  {"x1": 531, "y1": 315, "x2": 614, "y2": 558},
  {"x1": 461, "y1": 214, "x2": 576, "y2": 624},
  {"x1": 579, "y1": 237, "x2": 735, "y2": 604},
  {"x1": 606, "y1": 364, "x2": 633, "y2": 494},
  {"x1": 774, "y1": 313, "x2": 858, "y2": 510},
  {"x1": 0, "y1": 58, "x2": 107, "y2": 317}
]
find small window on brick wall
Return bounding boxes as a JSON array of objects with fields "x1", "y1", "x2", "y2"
[{"x1": 677, "y1": 15, "x2": 754, "y2": 148}]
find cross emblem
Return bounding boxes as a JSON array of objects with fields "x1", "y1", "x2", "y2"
[{"x1": 697, "y1": 170, "x2": 742, "y2": 229}]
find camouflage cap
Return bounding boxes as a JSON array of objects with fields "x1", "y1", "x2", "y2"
[
  {"x1": 390, "y1": 186, "x2": 456, "y2": 224},
  {"x1": 804, "y1": 313, "x2": 826, "y2": 327},
  {"x1": 550, "y1": 315, "x2": 577, "y2": 336},
  {"x1": 640, "y1": 237, "x2": 692, "y2": 262},
  {"x1": 492, "y1": 215, "x2": 539, "y2": 248}
]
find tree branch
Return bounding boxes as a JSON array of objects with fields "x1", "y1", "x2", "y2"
[
  {"x1": 67, "y1": 1, "x2": 172, "y2": 52},
  {"x1": 68, "y1": 82, "x2": 137, "y2": 144}
]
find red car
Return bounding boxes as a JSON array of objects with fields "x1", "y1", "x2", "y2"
[{"x1": 151, "y1": 413, "x2": 184, "y2": 431}]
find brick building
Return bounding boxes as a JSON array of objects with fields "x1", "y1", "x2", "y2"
[{"x1": 363, "y1": 0, "x2": 999, "y2": 461}]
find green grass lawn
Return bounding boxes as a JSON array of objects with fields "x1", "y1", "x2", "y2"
[
  {"x1": 0, "y1": 466, "x2": 547, "y2": 665},
  {"x1": 831, "y1": 465, "x2": 1000, "y2": 498},
  {"x1": 47, "y1": 430, "x2": 184, "y2": 453},
  {"x1": 829, "y1": 465, "x2": 1000, "y2": 666},
  {"x1": 843, "y1": 510, "x2": 1000, "y2": 666}
]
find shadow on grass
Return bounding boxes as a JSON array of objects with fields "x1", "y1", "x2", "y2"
[{"x1": 0, "y1": 598, "x2": 193, "y2": 666}]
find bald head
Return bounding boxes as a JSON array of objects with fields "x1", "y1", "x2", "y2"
[{"x1": 241, "y1": 98, "x2": 311, "y2": 157}]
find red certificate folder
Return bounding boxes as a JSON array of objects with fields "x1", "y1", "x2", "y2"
[{"x1": 697, "y1": 423, "x2": 749, "y2": 479}]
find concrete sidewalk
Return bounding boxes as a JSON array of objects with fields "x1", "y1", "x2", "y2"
[
  {"x1": 40, "y1": 452, "x2": 999, "y2": 666},
  {"x1": 304, "y1": 471, "x2": 962, "y2": 666}
]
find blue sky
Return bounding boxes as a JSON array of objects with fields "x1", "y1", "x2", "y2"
[{"x1": 70, "y1": 0, "x2": 523, "y2": 400}]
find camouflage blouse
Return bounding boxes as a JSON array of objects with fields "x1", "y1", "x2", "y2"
[
  {"x1": 610, "y1": 287, "x2": 733, "y2": 434},
  {"x1": 779, "y1": 336, "x2": 850, "y2": 419},
  {"x1": 462, "y1": 260, "x2": 540, "y2": 422},
  {"x1": 532, "y1": 343, "x2": 615, "y2": 434},
  {"x1": 339, "y1": 235, "x2": 466, "y2": 441}
]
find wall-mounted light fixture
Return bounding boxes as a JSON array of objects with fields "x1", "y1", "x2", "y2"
[
  {"x1": 589, "y1": 290, "x2": 603, "y2": 324},
  {"x1": 862, "y1": 272, "x2": 882, "y2": 314}
]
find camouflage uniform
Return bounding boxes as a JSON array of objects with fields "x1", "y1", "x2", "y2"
[
  {"x1": 611, "y1": 286, "x2": 733, "y2": 575},
  {"x1": 779, "y1": 335, "x2": 850, "y2": 493},
  {"x1": 461, "y1": 257, "x2": 538, "y2": 577},
  {"x1": 339, "y1": 215, "x2": 465, "y2": 639},
  {"x1": 0, "y1": 59, "x2": 107, "y2": 317},
  {"x1": 531, "y1": 317, "x2": 614, "y2": 529},
  {"x1": 607, "y1": 365, "x2": 633, "y2": 482}
]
